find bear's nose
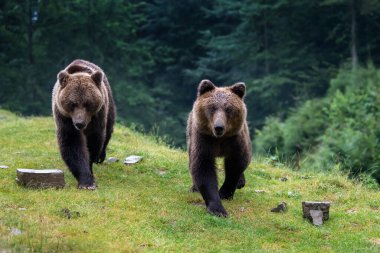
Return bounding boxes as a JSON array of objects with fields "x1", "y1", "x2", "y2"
[
  {"x1": 75, "y1": 122, "x2": 85, "y2": 130},
  {"x1": 214, "y1": 125, "x2": 224, "y2": 136}
]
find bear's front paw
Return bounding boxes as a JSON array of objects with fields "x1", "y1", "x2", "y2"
[
  {"x1": 78, "y1": 183, "x2": 97, "y2": 190},
  {"x1": 219, "y1": 187, "x2": 234, "y2": 200},
  {"x1": 207, "y1": 202, "x2": 228, "y2": 217}
]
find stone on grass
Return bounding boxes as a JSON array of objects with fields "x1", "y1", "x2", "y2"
[
  {"x1": 10, "y1": 228, "x2": 22, "y2": 236},
  {"x1": 0, "y1": 165, "x2": 9, "y2": 169},
  {"x1": 310, "y1": 210, "x2": 323, "y2": 226},
  {"x1": 302, "y1": 201, "x2": 330, "y2": 226},
  {"x1": 16, "y1": 169, "x2": 65, "y2": 189},
  {"x1": 60, "y1": 208, "x2": 80, "y2": 219},
  {"x1": 156, "y1": 168, "x2": 167, "y2": 175},
  {"x1": 107, "y1": 157, "x2": 119, "y2": 164},
  {"x1": 124, "y1": 155, "x2": 143, "y2": 165},
  {"x1": 271, "y1": 202, "x2": 287, "y2": 213},
  {"x1": 279, "y1": 177, "x2": 288, "y2": 182}
]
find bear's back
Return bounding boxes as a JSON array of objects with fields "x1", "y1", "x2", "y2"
[{"x1": 66, "y1": 59, "x2": 102, "y2": 76}]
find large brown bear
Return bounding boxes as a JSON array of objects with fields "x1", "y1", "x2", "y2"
[
  {"x1": 187, "y1": 79, "x2": 252, "y2": 217},
  {"x1": 52, "y1": 59, "x2": 115, "y2": 189}
]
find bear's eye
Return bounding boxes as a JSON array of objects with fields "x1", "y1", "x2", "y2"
[
  {"x1": 208, "y1": 105, "x2": 217, "y2": 113},
  {"x1": 69, "y1": 102, "x2": 77, "y2": 111},
  {"x1": 225, "y1": 107, "x2": 234, "y2": 115}
]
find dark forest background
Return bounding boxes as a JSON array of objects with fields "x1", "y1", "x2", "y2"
[{"x1": 0, "y1": 0, "x2": 379, "y2": 185}]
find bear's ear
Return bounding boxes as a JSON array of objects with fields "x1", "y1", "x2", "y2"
[
  {"x1": 197, "y1": 79, "x2": 216, "y2": 97},
  {"x1": 57, "y1": 71, "x2": 69, "y2": 88},
  {"x1": 91, "y1": 71, "x2": 103, "y2": 87},
  {"x1": 230, "y1": 82, "x2": 246, "y2": 99}
]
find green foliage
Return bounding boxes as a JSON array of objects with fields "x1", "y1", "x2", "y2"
[
  {"x1": 254, "y1": 117, "x2": 284, "y2": 155},
  {"x1": 314, "y1": 66, "x2": 380, "y2": 181},
  {"x1": 282, "y1": 99, "x2": 329, "y2": 156},
  {"x1": 255, "y1": 66, "x2": 380, "y2": 184}
]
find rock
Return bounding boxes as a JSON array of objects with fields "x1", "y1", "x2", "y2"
[
  {"x1": 239, "y1": 207, "x2": 246, "y2": 212},
  {"x1": 271, "y1": 202, "x2": 287, "y2": 213},
  {"x1": 18, "y1": 207, "x2": 27, "y2": 211},
  {"x1": 107, "y1": 157, "x2": 119, "y2": 164},
  {"x1": 60, "y1": 208, "x2": 80, "y2": 219},
  {"x1": 0, "y1": 165, "x2": 9, "y2": 169},
  {"x1": 287, "y1": 191, "x2": 301, "y2": 198},
  {"x1": 16, "y1": 169, "x2": 65, "y2": 189},
  {"x1": 279, "y1": 177, "x2": 288, "y2": 182},
  {"x1": 10, "y1": 228, "x2": 22, "y2": 236},
  {"x1": 124, "y1": 155, "x2": 143, "y2": 165},
  {"x1": 156, "y1": 168, "x2": 167, "y2": 175},
  {"x1": 302, "y1": 201, "x2": 331, "y2": 226},
  {"x1": 255, "y1": 190, "x2": 265, "y2": 193},
  {"x1": 310, "y1": 210, "x2": 323, "y2": 226}
]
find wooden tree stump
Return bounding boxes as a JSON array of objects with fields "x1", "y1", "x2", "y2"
[
  {"x1": 302, "y1": 201, "x2": 330, "y2": 226},
  {"x1": 16, "y1": 169, "x2": 65, "y2": 189}
]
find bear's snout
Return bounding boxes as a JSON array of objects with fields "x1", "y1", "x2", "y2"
[
  {"x1": 212, "y1": 111, "x2": 226, "y2": 137},
  {"x1": 72, "y1": 108, "x2": 88, "y2": 131},
  {"x1": 214, "y1": 124, "x2": 224, "y2": 136},
  {"x1": 74, "y1": 122, "x2": 86, "y2": 130}
]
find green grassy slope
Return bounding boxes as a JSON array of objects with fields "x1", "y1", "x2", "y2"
[{"x1": 0, "y1": 110, "x2": 379, "y2": 252}]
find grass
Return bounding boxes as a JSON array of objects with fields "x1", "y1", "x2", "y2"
[{"x1": 0, "y1": 109, "x2": 379, "y2": 252}]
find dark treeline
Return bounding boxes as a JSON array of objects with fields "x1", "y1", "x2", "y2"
[{"x1": 1, "y1": 0, "x2": 379, "y2": 184}]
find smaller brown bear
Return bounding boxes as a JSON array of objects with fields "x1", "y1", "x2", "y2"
[
  {"x1": 52, "y1": 59, "x2": 115, "y2": 189},
  {"x1": 187, "y1": 80, "x2": 252, "y2": 217}
]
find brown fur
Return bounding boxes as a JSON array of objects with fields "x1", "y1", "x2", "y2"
[
  {"x1": 187, "y1": 79, "x2": 252, "y2": 217},
  {"x1": 52, "y1": 59, "x2": 115, "y2": 189}
]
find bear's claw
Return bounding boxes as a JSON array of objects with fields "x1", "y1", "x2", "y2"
[
  {"x1": 189, "y1": 185, "x2": 199, "y2": 192},
  {"x1": 78, "y1": 183, "x2": 97, "y2": 190},
  {"x1": 207, "y1": 202, "x2": 228, "y2": 217}
]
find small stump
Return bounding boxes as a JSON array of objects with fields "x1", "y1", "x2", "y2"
[
  {"x1": 16, "y1": 169, "x2": 65, "y2": 189},
  {"x1": 302, "y1": 201, "x2": 330, "y2": 226}
]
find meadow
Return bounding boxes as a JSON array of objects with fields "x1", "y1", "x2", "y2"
[{"x1": 0, "y1": 110, "x2": 379, "y2": 252}]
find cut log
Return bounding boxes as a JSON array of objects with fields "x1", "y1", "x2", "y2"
[
  {"x1": 16, "y1": 169, "x2": 65, "y2": 189},
  {"x1": 302, "y1": 201, "x2": 330, "y2": 225}
]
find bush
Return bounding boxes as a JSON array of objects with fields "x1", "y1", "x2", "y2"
[
  {"x1": 254, "y1": 117, "x2": 284, "y2": 155},
  {"x1": 254, "y1": 66, "x2": 380, "y2": 184}
]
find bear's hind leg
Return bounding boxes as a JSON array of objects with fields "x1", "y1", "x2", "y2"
[
  {"x1": 236, "y1": 173, "x2": 246, "y2": 189},
  {"x1": 87, "y1": 133, "x2": 105, "y2": 166},
  {"x1": 219, "y1": 157, "x2": 247, "y2": 199},
  {"x1": 98, "y1": 108, "x2": 115, "y2": 163}
]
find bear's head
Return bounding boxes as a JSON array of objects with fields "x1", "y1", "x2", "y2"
[
  {"x1": 193, "y1": 79, "x2": 247, "y2": 138},
  {"x1": 56, "y1": 70, "x2": 104, "y2": 130}
]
